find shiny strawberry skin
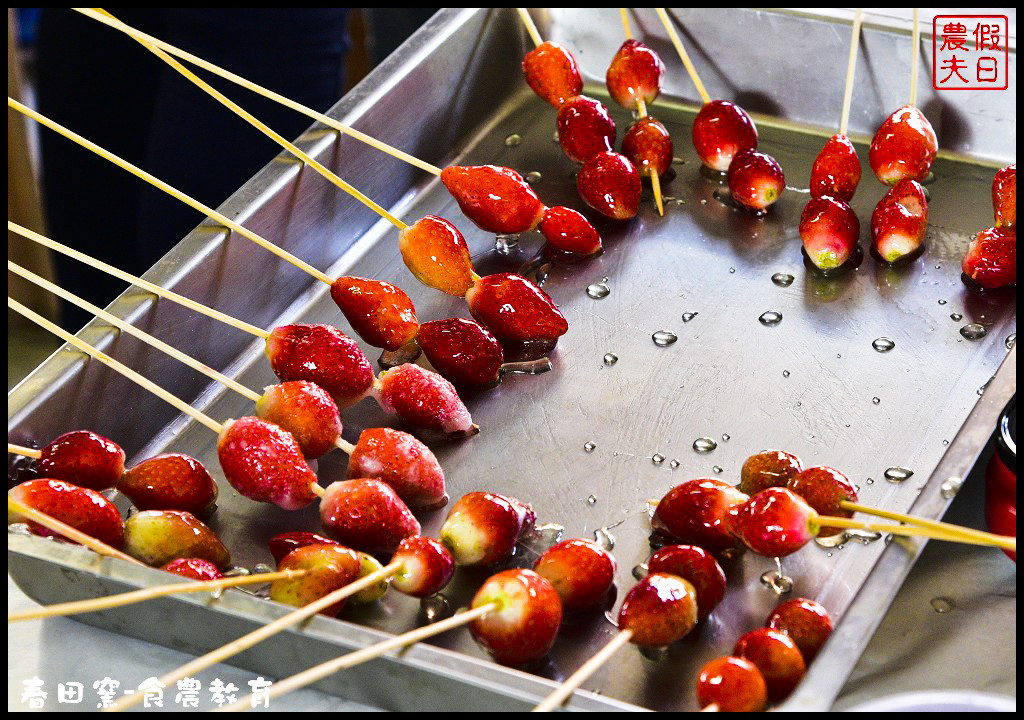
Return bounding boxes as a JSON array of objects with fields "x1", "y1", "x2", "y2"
[
  {"x1": 577, "y1": 151, "x2": 642, "y2": 220},
  {"x1": 523, "y1": 41, "x2": 582, "y2": 108},
  {"x1": 9, "y1": 478, "x2": 124, "y2": 548},
  {"x1": 962, "y1": 227, "x2": 1016, "y2": 289},
  {"x1": 647, "y1": 544, "x2": 726, "y2": 621},
  {"x1": 557, "y1": 95, "x2": 617, "y2": 164},
  {"x1": 216, "y1": 416, "x2": 319, "y2": 510},
  {"x1": 391, "y1": 535, "x2": 455, "y2": 597},
  {"x1": 37, "y1": 430, "x2": 125, "y2": 491},
  {"x1": 268, "y1": 531, "x2": 339, "y2": 566},
  {"x1": 537, "y1": 206, "x2": 602, "y2": 256},
  {"x1": 466, "y1": 273, "x2": 568, "y2": 342},
  {"x1": 810, "y1": 134, "x2": 861, "y2": 201},
  {"x1": 440, "y1": 491, "x2": 523, "y2": 566},
  {"x1": 622, "y1": 117, "x2": 673, "y2": 177},
  {"x1": 162, "y1": 557, "x2": 223, "y2": 581},
  {"x1": 533, "y1": 538, "x2": 616, "y2": 612},
  {"x1": 766, "y1": 597, "x2": 834, "y2": 663},
  {"x1": 869, "y1": 104, "x2": 937, "y2": 184},
  {"x1": 398, "y1": 215, "x2": 476, "y2": 296},
  {"x1": 871, "y1": 178, "x2": 928, "y2": 263},
  {"x1": 122, "y1": 510, "x2": 231, "y2": 569},
  {"x1": 739, "y1": 450, "x2": 803, "y2": 496},
  {"x1": 266, "y1": 324, "x2": 374, "y2": 408},
  {"x1": 993, "y1": 164, "x2": 1016, "y2": 228},
  {"x1": 417, "y1": 317, "x2": 504, "y2": 388},
  {"x1": 734, "y1": 628, "x2": 806, "y2": 702},
  {"x1": 319, "y1": 479, "x2": 420, "y2": 554},
  {"x1": 692, "y1": 100, "x2": 758, "y2": 172},
  {"x1": 618, "y1": 572, "x2": 698, "y2": 647},
  {"x1": 347, "y1": 427, "x2": 447, "y2": 509},
  {"x1": 734, "y1": 488, "x2": 818, "y2": 558},
  {"x1": 606, "y1": 39, "x2": 664, "y2": 108},
  {"x1": 330, "y1": 276, "x2": 419, "y2": 351},
  {"x1": 697, "y1": 656, "x2": 768, "y2": 712},
  {"x1": 375, "y1": 363, "x2": 473, "y2": 436},
  {"x1": 117, "y1": 453, "x2": 219, "y2": 515},
  {"x1": 255, "y1": 381, "x2": 343, "y2": 459},
  {"x1": 787, "y1": 466, "x2": 857, "y2": 537},
  {"x1": 270, "y1": 543, "x2": 362, "y2": 616},
  {"x1": 800, "y1": 195, "x2": 860, "y2": 270},
  {"x1": 727, "y1": 149, "x2": 785, "y2": 211},
  {"x1": 653, "y1": 478, "x2": 749, "y2": 553},
  {"x1": 440, "y1": 166, "x2": 545, "y2": 234},
  {"x1": 469, "y1": 568, "x2": 562, "y2": 666}
]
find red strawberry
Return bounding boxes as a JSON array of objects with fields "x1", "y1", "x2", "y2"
[
  {"x1": 319, "y1": 478, "x2": 420, "y2": 554},
  {"x1": 122, "y1": 510, "x2": 231, "y2": 569},
  {"x1": 391, "y1": 535, "x2": 455, "y2": 597},
  {"x1": 268, "y1": 531, "x2": 339, "y2": 566},
  {"x1": 266, "y1": 324, "x2": 374, "y2": 408},
  {"x1": 733, "y1": 488, "x2": 818, "y2": 558},
  {"x1": 117, "y1": 453, "x2": 219, "y2": 516},
  {"x1": 270, "y1": 543, "x2": 362, "y2": 616},
  {"x1": 647, "y1": 544, "x2": 726, "y2": 621},
  {"x1": 255, "y1": 381, "x2": 342, "y2": 459},
  {"x1": 692, "y1": 100, "x2": 758, "y2": 172},
  {"x1": 727, "y1": 149, "x2": 785, "y2": 212},
  {"x1": 375, "y1": 363, "x2": 474, "y2": 437},
  {"x1": 871, "y1": 178, "x2": 928, "y2": 263},
  {"x1": 576, "y1": 151, "x2": 642, "y2": 220},
  {"x1": 347, "y1": 427, "x2": 447, "y2": 509},
  {"x1": 470, "y1": 568, "x2": 562, "y2": 666},
  {"x1": 557, "y1": 95, "x2": 616, "y2": 164},
  {"x1": 739, "y1": 450, "x2": 804, "y2": 496},
  {"x1": 465, "y1": 273, "x2": 568, "y2": 342},
  {"x1": 537, "y1": 206, "x2": 603, "y2": 256},
  {"x1": 622, "y1": 116, "x2": 673, "y2": 179},
  {"x1": 962, "y1": 227, "x2": 1016, "y2": 289},
  {"x1": 799, "y1": 196, "x2": 860, "y2": 271},
  {"x1": 37, "y1": 430, "x2": 124, "y2": 491},
  {"x1": 440, "y1": 491, "x2": 524, "y2": 566},
  {"x1": 606, "y1": 39, "x2": 664, "y2": 108},
  {"x1": 9, "y1": 478, "x2": 124, "y2": 548},
  {"x1": 810, "y1": 134, "x2": 861, "y2": 201},
  {"x1": 162, "y1": 557, "x2": 223, "y2": 582},
  {"x1": 993, "y1": 164, "x2": 1016, "y2": 228},
  {"x1": 734, "y1": 628, "x2": 806, "y2": 702},
  {"x1": 397, "y1": 215, "x2": 476, "y2": 297},
  {"x1": 653, "y1": 478, "x2": 749, "y2": 553},
  {"x1": 416, "y1": 317, "x2": 505, "y2": 389},
  {"x1": 522, "y1": 41, "x2": 582, "y2": 108},
  {"x1": 533, "y1": 538, "x2": 616, "y2": 612},
  {"x1": 216, "y1": 416, "x2": 319, "y2": 510},
  {"x1": 869, "y1": 104, "x2": 937, "y2": 185},
  {"x1": 766, "y1": 597, "x2": 834, "y2": 663},
  {"x1": 787, "y1": 466, "x2": 857, "y2": 537},
  {"x1": 329, "y1": 276, "x2": 419, "y2": 351},
  {"x1": 618, "y1": 572, "x2": 698, "y2": 646},
  {"x1": 697, "y1": 656, "x2": 768, "y2": 712},
  {"x1": 440, "y1": 166, "x2": 545, "y2": 234}
]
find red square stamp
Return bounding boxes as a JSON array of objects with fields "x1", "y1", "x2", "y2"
[{"x1": 933, "y1": 15, "x2": 1009, "y2": 90}]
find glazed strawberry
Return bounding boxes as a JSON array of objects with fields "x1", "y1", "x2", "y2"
[
  {"x1": 556, "y1": 95, "x2": 616, "y2": 164},
  {"x1": 440, "y1": 166, "x2": 545, "y2": 235},
  {"x1": 440, "y1": 491, "x2": 529, "y2": 566},
  {"x1": 727, "y1": 149, "x2": 785, "y2": 212},
  {"x1": 577, "y1": 151, "x2": 642, "y2": 220},
  {"x1": 375, "y1": 363, "x2": 474, "y2": 436},
  {"x1": 416, "y1": 318, "x2": 505, "y2": 389},
  {"x1": 117, "y1": 453, "x2": 219, "y2": 516},
  {"x1": 533, "y1": 538, "x2": 616, "y2": 612},
  {"x1": 329, "y1": 276, "x2": 419, "y2": 351},
  {"x1": 739, "y1": 450, "x2": 803, "y2": 496},
  {"x1": 734, "y1": 628, "x2": 806, "y2": 702},
  {"x1": 37, "y1": 430, "x2": 125, "y2": 491},
  {"x1": 122, "y1": 510, "x2": 231, "y2": 569},
  {"x1": 869, "y1": 105, "x2": 937, "y2": 184},
  {"x1": 270, "y1": 543, "x2": 362, "y2": 617},
  {"x1": 622, "y1": 117, "x2": 673, "y2": 179},
  {"x1": 319, "y1": 478, "x2": 420, "y2": 554},
  {"x1": 397, "y1": 215, "x2": 476, "y2": 297},
  {"x1": 810, "y1": 134, "x2": 861, "y2": 201},
  {"x1": 733, "y1": 487, "x2": 818, "y2": 558},
  {"x1": 469, "y1": 568, "x2": 562, "y2": 666},
  {"x1": 346, "y1": 427, "x2": 447, "y2": 509},
  {"x1": 653, "y1": 478, "x2": 749, "y2": 553},
  {"x1": 697, "y1": 656, "x2": 768, "y2": 712},
  {"x1": 618, "y1": 572, "x2": 698, "y2": 647},
  {"x1": 255, "y1": 381, "x2": 343, "y2": 458},
  {"x1": 799, "y1": 196, "x2": 860, "y2": 271},
  {"x1": 266, "y1": 324, "x2": 374, "y2": 408},
  {"x1": 787, "y1": 466, "x2": 856, "y2": 537},
  {"x1": 537, "y1": 206, "x2": 603, "y2": 256},
  {"x1": 391, "y1": 535, "x2": 455, "y2": 597},
  {"x1": 692, "y1": 100, "x2": 758, "y2": 172},
  {"x1": 9, "y1": 478, "x2": 124, "y2": 548},
  {"x1": 767, "y1": 597, "x2": 834, "y2": 663},
  {"x1": 522, "y1": 41, "x2": 582, "y2": 108},
  {"x1": 162, "y1": 557, "x2": 223, "y2": 582},
  {"x1": 606, "y1": 39, "x2": 664, "y2": 108},
  {"x1": 962, "y1": 227, "x2": 1017, "y2": 289},
  {"x1": 871, "y1": 178, "x2": 928, "y2": 263},
  {"x1": 268, "y1": 531, "x2": 339, "y2": 565},
  {"x1": 993, "y1": 164, "x2": 1016, "y2": 228},
  {"x1": 647, "y1": 544, "x2": 726, "y2": 621},
  {"x1": 466, "y1": 273, "x2": 568, "y2": 342},
  {"x1": 216, "y1": 416, "x2": 319, "y2": 510}
]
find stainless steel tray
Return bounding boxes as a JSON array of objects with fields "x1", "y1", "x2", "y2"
[{"x1": 8, "y1": 8, "x2": 1017, "y2": 712}]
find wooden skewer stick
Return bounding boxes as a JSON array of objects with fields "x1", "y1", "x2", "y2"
[
  {"x1": 909, "y1": 8, "x2": 921, "y2": 107},
  {"x1": 532, "y1": 628, "x2": 634, "y2": 712},
  {"x1": 7, "y1": 98, "x2": 334, "y2": 286},
  {"x1": 8, "y1": 443, "x2": 41, "y2": 459},
  {"x1": 654, "y1": 8, "x2": 711, "y2": 105},
  {"x1": 104, "y1": 560, "x2": 404, "y2": 712},
  {"x1": 8, "y1": 496, "x2": 144, "y2": 566},
  {"x1": 838, "y1": 8, "x2": 864, "y2": 138},
  {"x1": 839, "y1": 501, "x2": 1009, "y2": 546},
  {"x1": 620, "y1": 9, "x2": 665, "y2": 216},
  {"x1": 8, "y1": 568, "x2": 309, "y2": 623},
  {"x1": 817, "y1": 515, "x2": 1016, "y2": 552},
  {"x1": 74, "y1": 8, "x2": 442, "y2": 177},
  {"x1": 517, "y1": 8, "x2": 544, "y2": 48}
]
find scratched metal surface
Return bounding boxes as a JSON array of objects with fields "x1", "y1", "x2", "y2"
[{"x1": 8, "y1": 8, "x2": 1017, "y2": 712}]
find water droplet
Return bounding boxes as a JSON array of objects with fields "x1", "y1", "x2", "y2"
[
  {"x1": 940, "y1": 476, "x2": 962, "y2": 499},
  {"x1": 693, "y1": 437, "x2": 718, "y2": 454},
  {"x1": 1005, "y1": 333, "x2": 1016, "y2": 350},
  {"x1": 525, "y1": 171, "x2": 542, "y2": 184},
  {"x1": 504, "y1": 133, "x2": 522, "y2": 147},
  {"x1": 884, "y1": 467, "x2": 914, "y2": 483},
  {"x1": 930, "y1": 596, "x2": 954, "y2": 614},
  {"x1": 700, "y1": 198, "x2": 708, "y2": 205},
  {"x1": 942, "y1": 439, "x2": 949, "y2": 446},
  {"x1": 721, "y1": 434, "x2": 730, "y2": 442},
  {"x1": 552, "y1": 131, "x2": 560, "y2": 143},
  {"x1": 713, "y1": 465, "x2": 723, "y2": 474},
  {"x1": 251, "y1": 563, "x2": 275, "y2": 575},
  {"x1": 603, "y1": 352, "x2": 618, "y2": 366},
  {"x1": 938, "y1": 299, "x2": 947, "y2": 305},
  {"x1": 672, "y1": 157, "x2": 687, "y2": 165},
  {"x1": 771, "y1": 273, "x2": 795, "y2": 287},
  {"x1": 760, "y1": 568, "x2": 794, "y2": 595},
  {"x1": 836, "y1": 353, "x2": 842, "y2": 359},
  {"x1": 872, "y1": 397, "x2": 881, "y2": 405},
  {"x1": 669, "y1": 459, "x2": 680, "y2": 469},
  {"x1": 866, "y1": 477, "x2": 875, "y2": 485},
  {"x1": 681, "y1": 311, "x2": 698, "y2": 322},
  {"x1": 632, "y1": 563, "x2": 649, "y2": 580},
  {"x1": 960, "y1": 323, "x2": 987, "y2": 341},
  {"x1": 593, "y1": 526, "x2": 616, "y2": 550},
  {"x1": 584, "y1": 441, "x2": 596, "y2": 453},
  {"x1": 729, "y1": 267, "x2": 736, "y2": 274},
  {"x1": 586, "y1": 280, "x2": 610, "y2": 299},
  {"x1": 652, "y1": 453, "x2": 666, "y2": 465},
  {"x1": 587, "y1": 494, "x2": 597, "y2": 505},
  {"x1": 847, "y1": 529, "x2": 882, "y2": 544},
  {"x1": 872, "y1": 337, "x2": 895, "y2": 353},
  {"x1": 795, "y1": 401, "x2": 802, "y2": 408},
  {"x1": 652, "y1": 330, "x2": 678, "y2": 347},
  {"x1": 782, "y1": 370, "x2": 790, "y2": 378},
  {"x1": 421, "y1": 594, "x2": 452, "y2": 622},
  {"x1": 950, "y1": 312, "x2": 963, "y2": 322},
  {"x1": 532, "y1": 523, "x2": 566, "y2": 548},
  {"x1": 814, "y1": 533, "x2": 847, "y2": 548},
  {"x1": 494, "y1": 234, "x2": 519, "y2": 255}
]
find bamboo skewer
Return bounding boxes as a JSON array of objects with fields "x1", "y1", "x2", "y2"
[
  {"x1": 532, "y1": 628, "x2": 634, "y2": 712},
  {"x1": 8, "y1": 443, "x2": 41, "y2": 459},
  {"x1": 838, "y1": 8, "x2": 864, "y2": 138},
  {"x1": 654, "y1": 8, "x2": 711, "y2": 105},
  {"x1": 516, "y1": 8, "x2": 544, "y2": 48},
  {"x1": 909, "y1": 8, "x2": 921, "y2": 107},
  {"x1": 839, "y1": 501, "x2": 1012, "y2": 546},
  {"x1": 620, "y1": 8, "x2": 665, "y2": 216},
  {"x1": 818, "y1": 515, "x2": 1016, "y2": 552},
  {"x1": 8, "y1": 496, "x2": 143, "y2": 566}
]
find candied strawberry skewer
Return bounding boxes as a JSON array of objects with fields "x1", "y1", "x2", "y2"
[
  {"x1": 8, "y1": 492, "x2": 136, "y2": 564},
  {"x1": 7, "y1": 430, "x2": 124, "y2": 491}
]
